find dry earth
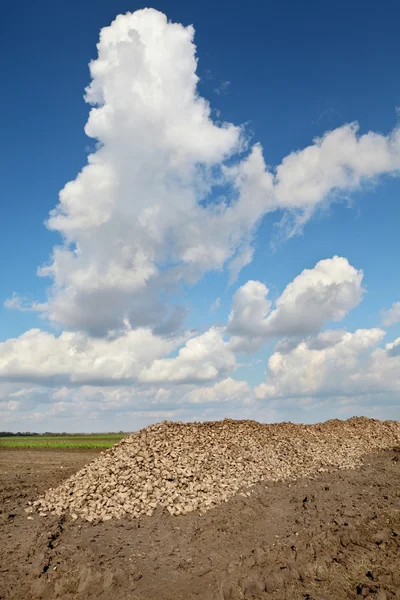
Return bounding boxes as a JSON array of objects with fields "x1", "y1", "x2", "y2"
[{"x1": 0, "y1": 418, "x2": 400, "y2": 600}]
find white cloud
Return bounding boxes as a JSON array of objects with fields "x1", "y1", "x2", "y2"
[
  {"x1": 186, "y1": 377, "x2": 252, "y2": 404},
  {"x1": 0, "y1": 384, "x2": 51, "y2": 426},
  {"x1": 264, "y1": 256, "x2": 364, "y2": 335},
  {"x1": 62, "y1": 377, "x2": 252, "y2": 409},
  {"x1": 139, "y1": 327, "x2": 235, "y2": 383},
  {"x1": 227, "y1": 280, "x2": 271, "y2": 353},
  {"x1": 254, "y1": 328, "x2": 400, "y2": 400},
  {"x1": 214, "y1": 80, "x2": 231, "y2": 95},
  {"x1": 35, "y1": 9, "x2": 246, "y2": 336},
  {"x1": 228, "y1": 244, "x2": 255, "y2": 285},
  {"x1": 381, "y1": 302, "x2": 400, "y2": 327},
  {"x1": 0, "y1": 327, "x2": 182, "y2": 385},
  {"x1": 4, "y1": 293, "x2": 47, "y2": 313},
  {"x1": 0, "y1": 377, "x2": 262, "y2": 432},
  {"x1": 386, "y1": 337, "x2": 400, "y2": 357},
  {"x1": 0, "y1": 326, "x2": 235, "y2": 386},
  {"x1": 2, "y1": 323, "x2": 400, "y2": 430},
  {"x1": 228, "y1": 256, "x2": 364, "y2": 352},
  {"x1": 210, "y1": 297, "x2": 221, "y2": 312},
  {"x1": 226, "y1": 123, "x2": 400, "y2": 244},
  {"x1": 7, "y1": 9, "x2": 400, "y2": 339},
  {"x1": 272, "y1": 123, "x2": 400, "y2": 235}
]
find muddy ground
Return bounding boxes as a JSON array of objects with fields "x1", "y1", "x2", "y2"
[{"x1": 0, "y1": 447, "x2": 399, "y2": 600}]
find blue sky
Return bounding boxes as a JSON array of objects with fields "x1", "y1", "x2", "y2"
[{"x1": 0, "y1": 0, "x2": 399, "y2": 431}]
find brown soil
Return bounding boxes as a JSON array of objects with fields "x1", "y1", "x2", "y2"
[{"x1": 1, "y1": 446, "x2": 400, "y2": 600}]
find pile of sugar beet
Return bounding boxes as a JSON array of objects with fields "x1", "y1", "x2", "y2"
[{"x1": 31, "y1": 417, "x2": 400, "y2": 523}]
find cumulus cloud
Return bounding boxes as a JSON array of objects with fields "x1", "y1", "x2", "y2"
[
  {"x1": 227, "y1": 280, "x2": 271, "y2": 353},
  {"x1": 228, "y1": 256, "x2": 364, "y2": 352},
  {"x1": 7, "y1": 9, "x2": 400, "y2": 339},
  {"x1": 139, "y1": 328, "x2": 235, "y2": 383},
  {"x1": 272, "y1": 123, "x2": 400, "y2": 235},
  {"x1": 254, "y1": 328, "x2": 400, "y2": 400},
  {"x1": 226, "y1": 123, "x2": 400, "y2": 243},
  {"x1": 36, "y1": 9, "x2": 246, "y2": 336},
  {"x1": 186, "y1": 377, "x2": 252, "y2": 404},
  {"x1": 0, "y1": 326, "x2": 235, "y2": 386},
  {"x1": 386, "y1": 338, "x2": 400, "y2": 357},
  {"x1": 264, "y1": 256, "x2": 364, "y2": 335},
  {"x1": 381, "y1": 302, "x2": 400, "y2": 327},
  {"x1": 0, "y1": 328, "x2": 182, "y2": 385}
]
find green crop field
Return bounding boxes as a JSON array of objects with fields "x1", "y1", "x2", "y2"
[{"x1": 0, "y1": 434, "x2": 126, "y2": 449}]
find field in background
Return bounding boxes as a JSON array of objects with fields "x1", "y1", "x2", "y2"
[{"x1": 0, "y1": 434, "x2": 125, "y2": 449}]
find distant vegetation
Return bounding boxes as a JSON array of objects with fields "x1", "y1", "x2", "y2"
[
  {"x1": 0, "y1": 433, "x2": 125, "y2": 449},
  {"x1": 0, "y1": 431, "x2": 126, "y2": 436}
]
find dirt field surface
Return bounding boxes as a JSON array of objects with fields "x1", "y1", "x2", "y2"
[{"x1": 0, "y1": 443, "x2": 399, "y2": 600}]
